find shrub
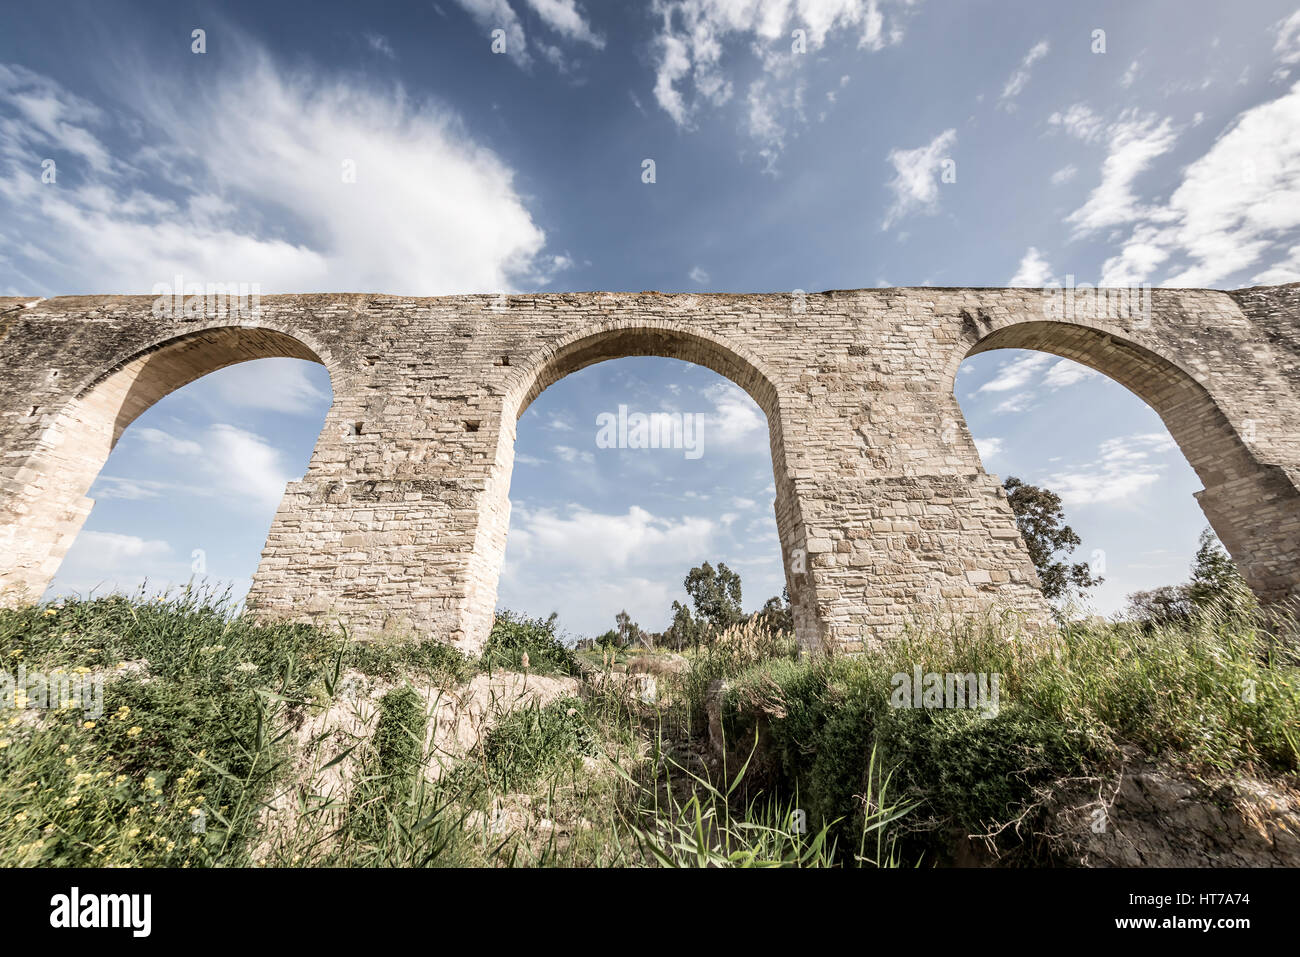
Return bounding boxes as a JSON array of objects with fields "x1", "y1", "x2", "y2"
[
  {"x1": 480, "y1": 610, "x2": 579, "y2": 676},
  {"x1": 372, "y1": 686, "x2": 428, "y2": 803},
  {"x1": 721, "y1": 604, "x2": 1300, "y2": 862},
  {"x1": 347, "y1": 638, "x2": 474, "y2": 685},
  {"x1": 478, "y1": 698, "x2": 597, "y2": 791}
]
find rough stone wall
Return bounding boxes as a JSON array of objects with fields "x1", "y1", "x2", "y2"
[{"x1": 1, "y1": 285, "x2": 1296, "y2": 654}]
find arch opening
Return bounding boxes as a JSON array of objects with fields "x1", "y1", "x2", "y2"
[
  {"x1": 0, "y1": 326, "x2": 334, "y2": 605},
  {"x1": 954, "y1": 320, "x2": 1298, "y2": 610},
  {"x1": 467, "y1": 323, "x2": 813, "y2": 652}
]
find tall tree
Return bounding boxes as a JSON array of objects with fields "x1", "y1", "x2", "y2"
[
  {"x1": 1125, "y1": 584, "x2": 1194, "y2": 625},
  {"x1": 1003, "y1": 476, "x2": 1102, "y2": 601},
  {"x1": 1190, "y1": 527, "x2": 1242, "y2": 600},
  {"x1": 614, "y1": 609, "x2": 648, "y2": 648},
  {"x1": 683, "y1": 561, "x2": 743, "y2": 629},
  {"x1": 1187, "y1": 527, "x2": 1250, "y2": 612},
  {"x1": 756, "y1": 588, "x2": 794, "y2": 632},
  {"x1": 665, "y1": 600, "x2": 700, "y2": 650}
]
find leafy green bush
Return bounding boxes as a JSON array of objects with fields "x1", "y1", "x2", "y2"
[
  {"x1": 479, "y1": 697, "x2": 597, "y2": 790},
  {"x1": 722, "y1": 604, "x2": 1300, "y2": 862},
  {"x1": 480, "y1": 610, "x2": 579, "y2": 676},
  {"x1": 373, "y1": 686, "x2": 428, "y2": 800},
  {"x1": 347, "y1": 638, "x2": 474, "y2": 685}
]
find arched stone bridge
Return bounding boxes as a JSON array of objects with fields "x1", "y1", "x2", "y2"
[{"x1": 1, "y1": 285, "x2": 1297, "y2": 654}]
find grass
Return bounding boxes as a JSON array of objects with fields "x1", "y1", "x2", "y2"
[
  {"x1": 477, "y1": 697, "x2": 599, "y2": 792},
  {"x1": 718, "y1": 601, "x2": 1300, "y2": 862},
  {"x1": 0, "y1": 588, "x2": 345, "y2": 866},
  {"x1": 2, "y1": 589, "x2": 1293, "y2": 868}
]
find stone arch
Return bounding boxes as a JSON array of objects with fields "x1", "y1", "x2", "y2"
[
  {"x1": 462, "y1": 319, "x2": 816, "y2": 650},
  {"x1": 951, "y1": 318, "x2": 1300, "y2": 606},
  {"x1": 0, "y1": 324, "x2": 335, "y2": 604}
]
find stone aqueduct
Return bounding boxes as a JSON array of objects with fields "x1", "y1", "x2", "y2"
[{"x1": 1, "y1": 285, "x2": 1297, "y2": 654}]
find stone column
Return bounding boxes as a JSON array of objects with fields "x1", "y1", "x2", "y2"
[
  {"x1": 766, "y1": 321, "x2": 1050, "y2": 654},
  {"x1": 245, "y1": 378, "x2": 511, "y2": 654}
]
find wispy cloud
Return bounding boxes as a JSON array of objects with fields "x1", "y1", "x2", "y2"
[
  {"x1": 882, "y1": 128, "x2": 956, "y2": 229},
  {"x1": 1043, "y1": 433, "x2": 1177, "y2": 507},
  {"x1": 127, "y1": 423, "x2": 295, "y2": 509},
  {"x1": 208, "y1": 359, "x2": 330, "y2": 416},
  {"x1": 649, "y1": 0, "x2": 909, "y2": 166},
  {"x1": 364, "y1": 32, "x2": 396, "y2": 59},
  {"x1": 999, "y1": 39, "x2": 1049, "y2": 109},
  {"x1": 0, "y1": 51, "x2": 549, "y2": 296},
  {"x1": 977, "y1": 353, "x2": 1053, "y2": 393},
  {"x1": 1060, "y1": 108, "x2": 1178, "y2": 237}
]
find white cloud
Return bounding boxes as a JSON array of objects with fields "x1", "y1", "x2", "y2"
[
  {"x1": 451, "y1": 0, "x2": 531, "y2": 67},
  {"x1": 506, "y1": 503, "x2": 715, "y2": 571},
  {"x1": 689, "y1": 265, "x2": 710, "y2": 284},
  {"x1": 993, "y1": 392, "x2": 1034, "y2": 415},
  {"x1": 47, "y1": 531, "x2": 188, "y2": 599},
  {"x1": 973, "y1": 436, "x2": 1003, "y2": 460},
  {"x1": 999, "y1": 40, "x2": 1049, "y2": 109},
  {"x1": 134, "y1": 427, "x2": 202, "y2": 457},
  {"x1": 703, "y1": 381, "x2": 766, "y2": 445},
  {"x1": 1063, "y1": 109, "x2": 1178, "y2": 237},
  {"x1": 1252, "y1": 242, "x2": 1300, "y2": 284},
  {"x1": 649, "y1": 0, "x2": 909, "y2": 162},
  {"x1": 1008, "y1": 247, "x2": 1053, "y2": 287},
  {"x1": 126, "y1": 423, "x2": 294, "y2": 509},
  {"x1": 364, "y1": 33, "x2": 396, "y2": 59},
  {"x1": 1273, "y1": 10, "x2": 1300, "y2": 64},
  {"x1": 73, "y1": 531, "x2": 172, "y2": 565},
  {"x1": 1098, "y1": 223, "x2": 1172, "y2": 287},
  {"x1": 1119, "y1": 60, "x2": 1140, "y2": 88},
  {"x1": 209, "y1": 359, "x2": 330, "y2": 415},
  {"x1": 977, "y1": 353, "x2": 1052, "y2": 393},
  {"x1": 882, "y1": 128, "x2": 956, "y2": 229},
  {"x1": 0, "y1": 53, "x2": 549, "y2": 296},
  {"x1": 1050, "y1": 163, "x2": 1078, "y2": 185},
  {"x1": 1098, "y1": 81, "x2": 1300, "y2": 287},
  {"x1": 553, "y1": 444, "x2": 595, "y2": 465},
  {"x1": 1044, "y1": 433, "x2": 1177, "y2": 506},
  {"x1": 206, "y1": 424, "x2": 294, "y2": 507},
  {"x1": 744, "y1": 71, "x2": 808, "y2": 174},
  {"x1": 1047, "y1": 103, "x2": 1105, "y2": 143},
  {"x1": 90, "y1": 476, "x2": 170, "y2": 501},
  {"x1": 1042, "y1": 358, "x2": 1099, "y2": 389},
  {"x1": 524, "y1": 0, "x2": 604, "y2": 48}
]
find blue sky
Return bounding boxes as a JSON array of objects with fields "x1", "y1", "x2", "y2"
[{"x1": 4, "y1": 1, "x2": 1299, "y2": 636}]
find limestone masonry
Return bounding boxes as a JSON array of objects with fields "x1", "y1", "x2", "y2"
[{"x1": 1, "y1": 285, "x2": 1297, "y2": 654}]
